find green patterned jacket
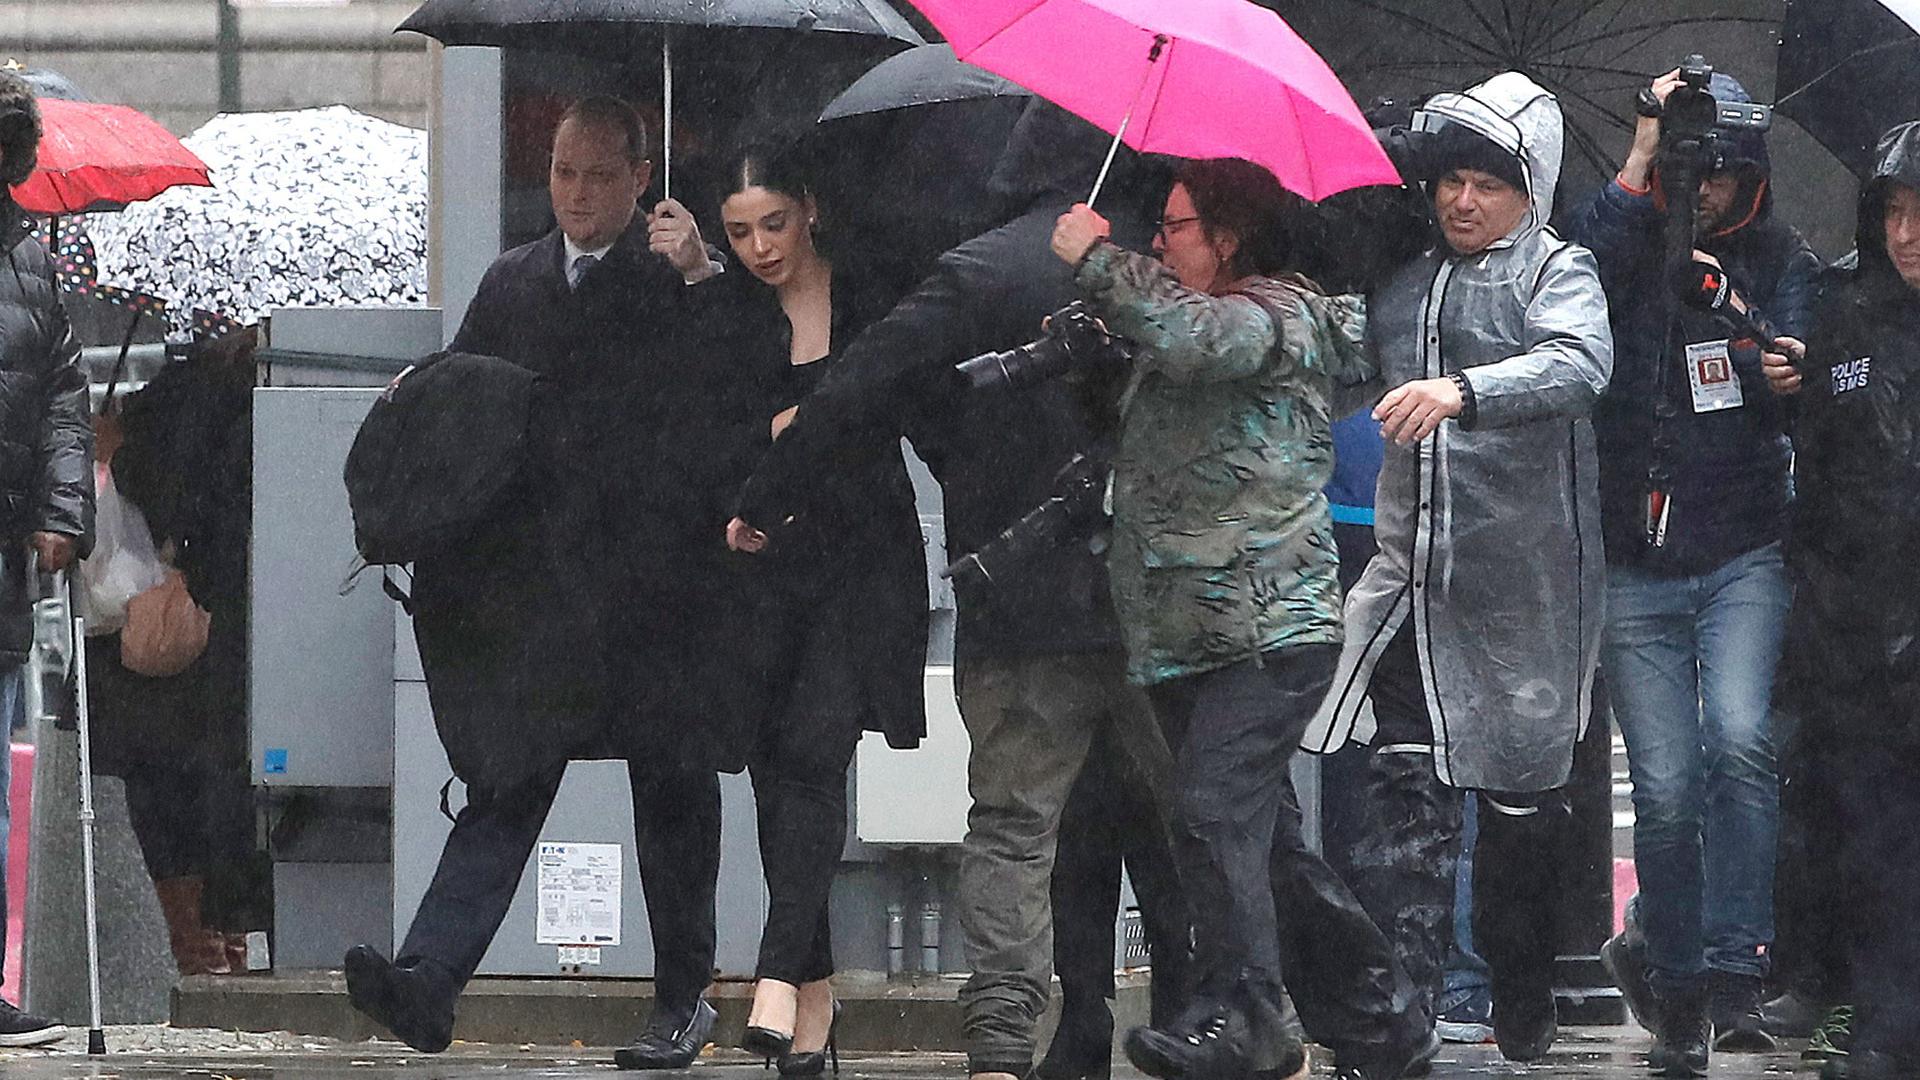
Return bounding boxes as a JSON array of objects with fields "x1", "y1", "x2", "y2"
[{"x1": 1074, "y1": 242, "x2": 1373, "y2": 685}]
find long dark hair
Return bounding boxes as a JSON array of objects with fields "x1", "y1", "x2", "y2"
[
  {"x1": 718, "y1": 141, "x2": 833, "y2": 262},
  {"x1": 1175, "y1": 158, "x2": 1298, "y2": 278}
]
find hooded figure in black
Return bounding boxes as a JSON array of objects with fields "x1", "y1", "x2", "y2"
[
  {"x1": 1565, "y1": 70, "x2": 1821, "y2": 1067},
  {"x1": 1775, "y1": 120, "x2": 1920, "y2": 1080}
]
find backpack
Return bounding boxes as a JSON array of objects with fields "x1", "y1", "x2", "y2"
[{"x1": 344, "y1": 351, "x2": 538, "y2": 566}]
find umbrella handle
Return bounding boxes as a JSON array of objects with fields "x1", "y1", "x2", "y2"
[
  {"x1": 662, "y1": 31, "x2": 673, "y2": 203},
  {"x1": 1088, "y1": 34, "x2": 1167, "y2": 208}
]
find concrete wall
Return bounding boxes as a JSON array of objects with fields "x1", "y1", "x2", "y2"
[{"x1": 0, "y1": 1, "x2": 429, "y2": 134}]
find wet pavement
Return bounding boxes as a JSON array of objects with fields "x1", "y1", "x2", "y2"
[{"x1": 0, "y1": 1025, "x2": 1816, "y2": 1079}]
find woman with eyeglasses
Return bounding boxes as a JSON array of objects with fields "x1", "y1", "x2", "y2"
[{"x1": 1048, "y1": 158, "x2": 1428, "y2": 1080}]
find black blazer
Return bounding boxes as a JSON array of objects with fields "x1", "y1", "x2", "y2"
[{"x1": 695, "y1": 266, "x2": 929, "y2": 751}]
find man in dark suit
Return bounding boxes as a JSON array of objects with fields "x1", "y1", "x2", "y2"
[{"x1": 344, "y1": 96, "x2": 728, "y2": 1070}]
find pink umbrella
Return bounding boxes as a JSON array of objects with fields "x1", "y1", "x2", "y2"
[{"x1": 907, "y1": 0, "x2": 1400, "y2": 203}]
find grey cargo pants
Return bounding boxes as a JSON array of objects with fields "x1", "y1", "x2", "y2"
[{"x1": 955, "y1": 649, "x2": 1171, "y2": 1077}]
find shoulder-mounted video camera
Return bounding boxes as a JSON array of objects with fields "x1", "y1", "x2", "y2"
[{"x1": 1640, "y1": 55, "x2": 1772, "y2": 178}]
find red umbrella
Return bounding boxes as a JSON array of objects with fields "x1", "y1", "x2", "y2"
[{"x1": 11, "y1": 98, "x2": 211, "y2": 215}]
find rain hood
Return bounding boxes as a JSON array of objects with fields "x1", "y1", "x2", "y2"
[
  {"x1": 1860, "y1": 120, "x2": 1920, "y2": 279},
  {"x1": 1411, "y1": 70, "x2": 1563, "y2": 251}
]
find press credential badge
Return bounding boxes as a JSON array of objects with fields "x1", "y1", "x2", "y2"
[{"x1": 1686, "y1": 339, "x2": 1744, "y2": 413}]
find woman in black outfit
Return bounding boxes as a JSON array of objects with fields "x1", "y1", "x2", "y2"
[{"x1": 715, "y1": 145, "x2": 928, "y2": 1076}]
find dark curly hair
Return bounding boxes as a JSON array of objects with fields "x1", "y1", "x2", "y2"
[
  {"x1": 0, "y1": 69, "x2": 41, "y2": 188},
  {"x1": 1174, "y1": 157, "x2": 1300, "y2": 278}
]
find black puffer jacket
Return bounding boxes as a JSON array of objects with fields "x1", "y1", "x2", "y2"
[
  {"x1": 1780, "y1": 121, "x2": 1920, "y2": 738},
  {"x1": 0, "y1": 200, "x2": 91, "y2": 663}
]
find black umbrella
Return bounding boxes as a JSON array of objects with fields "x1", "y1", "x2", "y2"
[
  {"x1": 1777, "y1": 0, "x2": 1920, "y2": 178},
  {"x1": 398, "y1": 0, "x2": 923, "y2": 199},
  {"x1": 1266, "y1": 0, "x2": 1780, "y2": 208},
  {"x1": 817, "y1": 42, "x2": 1027, "y2": 122},
  {"x1": 804, "y1": 47, "x2": 1032, "y2": 293}
]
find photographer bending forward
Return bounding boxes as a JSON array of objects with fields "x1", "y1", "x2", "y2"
[{"x1": 1050, "y1": 159, "x2": 1430, "y2": 1080}]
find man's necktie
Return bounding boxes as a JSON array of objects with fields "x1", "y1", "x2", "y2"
[{"x1": 569, "y1": 253, "x2": 599, "y2": 289}]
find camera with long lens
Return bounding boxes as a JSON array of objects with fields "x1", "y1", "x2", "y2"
[
  {"x1": 1647, "y1": 54, "x2": 1772, "y2": 179},
  {"x1": 953, "y1": 301, "x2": 1132, "y2": 394},
  {"x1": 943, "y1": 452, "x2": 1109, "y2": 590}
]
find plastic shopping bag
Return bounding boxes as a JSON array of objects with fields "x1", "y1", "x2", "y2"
[{"x1": 79, "y1": 465, "x2": 168, "y2": 634}]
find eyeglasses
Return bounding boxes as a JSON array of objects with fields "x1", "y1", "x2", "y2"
[{"x1": 1154, "y1": 215, "x2": 1201, "y2": 244}]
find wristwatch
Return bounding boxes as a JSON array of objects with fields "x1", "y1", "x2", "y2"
[{"x1": 1449, "y1": 370, "x2": 1478, "y2": 429}]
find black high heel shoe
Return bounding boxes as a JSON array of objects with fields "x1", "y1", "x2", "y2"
[
  {"x1": 1035, "y1": 999, "x2": 1114, "y2": 1080},
  {"x1": 777, "y1": 1000, "x2": 842, "y2": 1077},
  {"x1": 740, "y1": 1022, "x2": 794, "y2": 1066}
]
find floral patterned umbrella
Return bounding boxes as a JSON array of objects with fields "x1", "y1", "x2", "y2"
[{"x1": 85, "y1": 106, "x2": 427, "y2": 335}]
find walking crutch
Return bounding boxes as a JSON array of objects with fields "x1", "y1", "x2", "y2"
[{"x1": 45, "y1": 558, "x2": 106, "y2": 1054}]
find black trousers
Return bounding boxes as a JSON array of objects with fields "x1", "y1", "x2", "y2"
[
  {"x1": 1049, "y1": 724, "x2": 1191, "y2": 1027},
  {"x1": 1833, "y1": 725, "x2": 1920, "y2": 1057},
  {"x1": 122, "y1": 759, "x2": 253, "y2": 900},
  {"x1": 399, "y1": 760, "x2": 720, "y2": 1013},
  {"x1": 748, "y1": 714, "x2": 863, "y2": 985},
  {"x1": 1353, "y1": 627, "x2": 1567, "y2": 1020},
  {"x1": 1148, "y1": 644, "x2": 1423, "y2": 1065},
  {"x1": 1771, "y1": 705, "x2": 1850, "y2": 1003}
]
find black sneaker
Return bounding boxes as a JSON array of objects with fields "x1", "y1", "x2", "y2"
[
  {"x1": 1599, "y1": 932, "x2": 1657, "y2": 1031},
  {"x1": 1759, "y1": 989, "x2": 1828, "y2": 1039},
  {"x1": 1123, "y1": 1006, "x2": 1251, "y2": 1080},
  {"x1": 1647, "y1": 987, "x2": 1710, "y2": 1078},
  {"x1": 1708, "y1": 971, "x2": 1778, "y2": 1052},
  {"x1": 1331, "y1": 1027, "x2": 1442, "y2": 1080},
  {"x1": 0, "y1": 1001, "x2": 65, "y2": 1047}
]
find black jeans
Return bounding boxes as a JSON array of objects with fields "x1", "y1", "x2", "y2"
[
  {"x1": 1148, "y1": 643, "x2": 1421, "y2": 1066},
  {"x1": 399, "y1": 760, "x2": 720, "y2": 1014},
  {"x1": 1353, "y1": 627, "x2": 1567, "y2": 1021},
  {"x1": 748, "y1": 659, "x2": 864, "y2": 984},
  {"x1": 1049, "y1": 724, "x2": 1190, "y2": 1027}
]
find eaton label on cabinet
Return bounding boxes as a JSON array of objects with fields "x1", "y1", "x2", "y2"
[
  {"x1": 262, "y1": 748, "x2": 290, "y2": 775},
  {"x1": 535, "y1": 842, "x2": 622, "y2": 946}
]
